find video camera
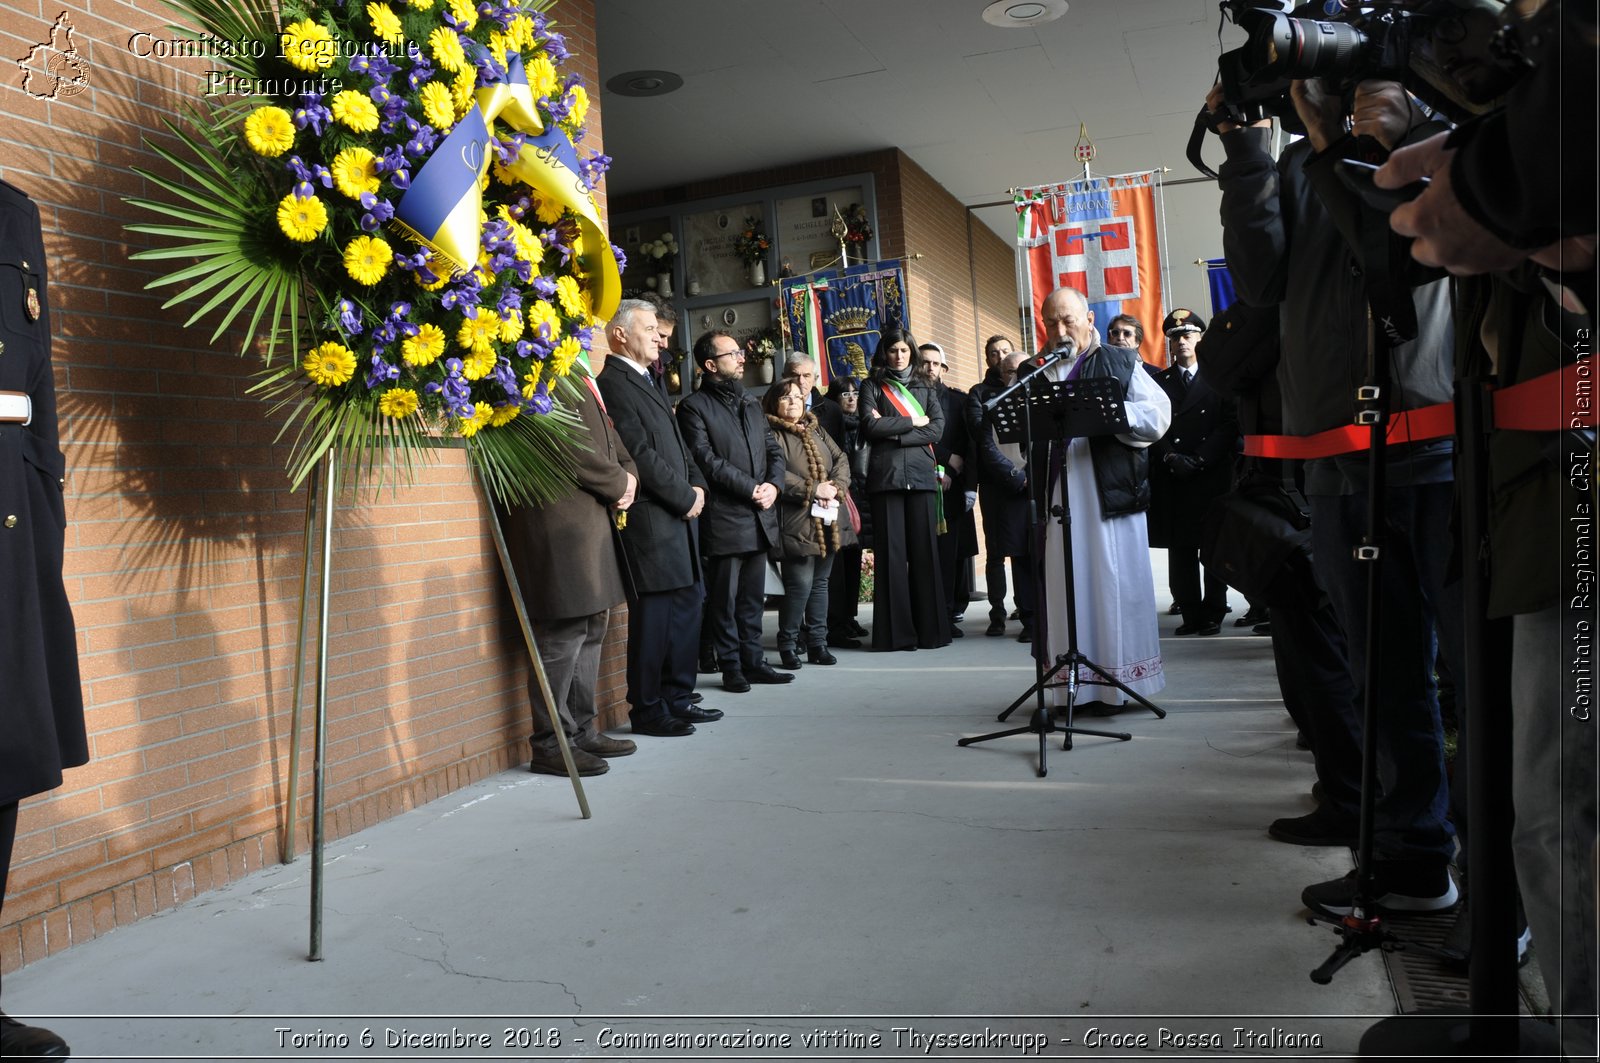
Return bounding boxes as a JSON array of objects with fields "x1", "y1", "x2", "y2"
[{"x1": 1215, "y1": 1, "x2": 1420, "y2": 126}]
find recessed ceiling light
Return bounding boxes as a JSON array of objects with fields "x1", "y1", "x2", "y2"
[
  {"x1": 605, "y1": 69, "x2": 683, "y2": 97},
  {"x1": 982, "y1": 0, "x2": 1068, "y2": 27}
]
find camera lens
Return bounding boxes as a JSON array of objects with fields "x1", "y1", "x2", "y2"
[{"x1": 1269, "y1": 14, "x2": 1370, "y2": 77}]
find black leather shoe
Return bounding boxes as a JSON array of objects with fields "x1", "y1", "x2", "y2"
[
  {"x1": 631, "y1": 714, "x2": 695, "y2": 737},
  {"x1": 1196, "y1": 621, "x2": 1222, "y2": 636},
  {"x1": 807, "y1": 646, "x2": 837, "y2": 665},
  {"x1": 1174, "y1": 622, "x2": 1200, "y2": 635},
  {"x1": 985, "y1": 619, "x2": 1005, "y2": 637},
  {"x1": 698, "y1": 651, "x2": 719, "y2": 675},
  {"x1": 827, "y1": 634, "x2": 862, "y2": 649},
  {"x1": 1016, "y1": 627, "x2": 1033, "y2": 643},
  {"x1": 0, "y1": 1015, "x2": 70, "y2": 1059},
  {"x1": 673, "y1": 703, "x2": 725, "y2": 723},
  {"x1": 722, "y1": 669, "x2": 752, "y2": 693},
  {"x1": 848, "y1": 619, "x2": 869, "y2": 638},
  {"x1": 778, "y1": 649, "x2": 804, "y2": 670},
  {"x1": 949, "y1": 624, "x2": 965, "y2": 638},
  {"x1": 747, "y1": 662, "x2": 795, "y2": 684}
]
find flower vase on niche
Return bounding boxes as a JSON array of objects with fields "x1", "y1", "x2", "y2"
[
  {"x1": 748, "y1": 260, "x2": 765, "y2": 288},
  {"x1": 656, "y1": 273, "x2": 673, "y2": 299},
  {"x1": 755, "y1": 359, "x2": 773, "y2": 385}
]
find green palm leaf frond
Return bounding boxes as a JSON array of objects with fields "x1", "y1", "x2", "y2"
[{"x1": 127, "y1": 116, "x2": 302, "y2": 362}]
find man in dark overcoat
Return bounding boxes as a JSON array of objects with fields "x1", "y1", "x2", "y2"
[
  {"x1": 498, "y1": 352, "x2": 639, "y2": 776},
  {"x1": 676, "y1": 331, "x2": 793, "y2": 692},
  {"x1": 966, "y1": 350, "x2": 1035, "y2": 640},
  {"x1": 1149, "y1": 309, "x2": 1239, "y2": 636},
  {"x1": 1, "y1": 177, "x2": 85, "y2": 1059},
  {"x1": 596, "y1": 300, "x2": 716, "y2": 737},
  {"x1": 917, "y1": 343, "x2": 976, "y2": 631}
]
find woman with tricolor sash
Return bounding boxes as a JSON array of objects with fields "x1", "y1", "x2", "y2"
[{"x1": 857, "y1": 329, "x2": 951, "y2": 651}]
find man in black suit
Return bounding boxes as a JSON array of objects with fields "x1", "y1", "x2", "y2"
[
  {"x1": 596, "y1": 299, "x2": 720, "y2": 737},
  {"x1": 966, "y1": 350, "x2": 1035, "y2": 641},
  {"x1": 917, "y1": 343, "x2": 975, "y2": 632},
  {"x1": 1149, "y1": 309, "x2": 1238, "y2": 636},
  {"x1": 677, "y1": 331, "x2": 794, "y2": 692}
]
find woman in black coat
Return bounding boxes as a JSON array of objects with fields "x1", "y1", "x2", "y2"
[{"x1": 857, "y1": 328, "x2": 950, "y2": 651}]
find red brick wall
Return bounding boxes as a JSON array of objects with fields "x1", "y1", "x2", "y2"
[{"x1": 0, "y1": 0, "x2": 611, "y2": 975}]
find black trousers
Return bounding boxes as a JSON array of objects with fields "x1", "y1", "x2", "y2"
[
  {"x1": 1169, "y1": 518, "x2": 1228, "y2": 626},
  {"x1": 870, "y1": 491, "x2": 949, "y2": 651},
  {"x1": 1268, "y1": 600, "x2": 1362, "y2": 819},
  {"x1": 705, "y1": 552, "x2": 768, "y2": 670},
  {"x1": 626, "y1": 583, "x2": 702, "y2": 721},
  {"x1": 828, "y1": 544, "x2": 863, "y2": 632}
]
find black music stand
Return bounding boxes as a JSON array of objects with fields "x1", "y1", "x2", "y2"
[{"x1": 959, "y1": 373, "x2": 1165, "y2": 776}]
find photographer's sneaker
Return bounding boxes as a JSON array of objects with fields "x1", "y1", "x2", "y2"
[{"x1": 1302, "y1": 863, "x2": 1459, "y2": 918}]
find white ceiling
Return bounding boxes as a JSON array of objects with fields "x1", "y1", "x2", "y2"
[{"x1": 594, "y1": 0, "x2": 1248, "y2": 240}]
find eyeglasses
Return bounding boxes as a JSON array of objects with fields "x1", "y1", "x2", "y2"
[{"x1": 1108, "y1": 328, "x2": 1137, "y2": 339}]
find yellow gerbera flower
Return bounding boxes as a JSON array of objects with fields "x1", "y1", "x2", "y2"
[
  {"x1": 244, "y1": 105, "x2": 295, "y2": 157},
  {"x1": 530, "y1": 194, "x2": 564, "y2": 226},
  {"x1": 429, "y1": 26, "x2": 467, "y2": 73},
  {"x1": 528, "y1": 53, "x2": 557, "y2": 99},
  {"x1": 378, "y1": 388, "x2": 420, "y2": 419},
  {"x1": 406, "y1": 0, "x2": 434, "y2": 9},
  {"x1": 419, "y1": 82, "x2": 455, "y2": 131},
  {"x1": 562, "y1": 85, "x2": 589, "y2": 132},
  {"x1": 402, "y1": 323, "x2": 447, "y2": 366},
  {"x1": 331, "y1": 147, "x2": 381, "y2": 200},
  {"x1": 549, "y1": 336, "x2": 582, "y2": 378},
  {"x1": 281, "y1": 19, "x2": 335, "y2": 72},
  {"x1": 456, "y1": 313, "x2": 498, "y2": 354},
  {"x1": 498, "y1": 310, "x2": 524, "y2": 343},
  {"x1": 489, "y1": 404, "x2": 520, "y2": 427},
  {"x1": 276, "y1": 193, "x2": 328, "y2": 243},
  {"x1": 366, "y1": 2, "x2": 404, "y2": 46},
  {"x1": 302, "y1": 341, "x2": 356, "y2": 387},
  {"x1": 451, "y1": 68, "x2": 477, "y2": 113},
  {"x1": 343, "y1": 235, "x2": 392, "y2": 286},
  {"x1": 447, "y1": 0, "x2": 478, "y2": 30},
  {"x1": 526, "y1": 300, "x2": 558, "y2": 340},
  {"x1": 331, "y1": 90, "x2": 380, "y2": 133},
  {"x1": 521, "y1": 363, "x2": 544, "y2": 397},
  {"x1": 554, "y1": 275, "x2": 583, "y2": 317},
  {"x1": 461, "y1": 347, "x2": 497, "y2": 380},
  {"x1": 457, "y1": 402, "x2": 493, "y2": 437},
  {"x1": 508, "y1": 15, "x2": 536, "y2": 50}
]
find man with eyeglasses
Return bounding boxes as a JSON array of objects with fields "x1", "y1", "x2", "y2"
[
  {"x1": 918, "y1": 343, "x2": 975, "y2": 633},
  {"x1": 677, "y1": 331, "x2": 794, "y2": 693}
]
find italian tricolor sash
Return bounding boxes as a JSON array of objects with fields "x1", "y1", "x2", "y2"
[{"x1": 882, "y1": 380, "x2": 947, "y2": 534}]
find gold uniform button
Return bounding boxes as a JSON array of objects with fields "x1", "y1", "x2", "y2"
[{"x1": 3, "y1": 515, "x2": 17, "y2": 529}]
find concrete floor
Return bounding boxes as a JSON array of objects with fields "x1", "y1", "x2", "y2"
[{"x1": 6, "y1": 556, "x2": 1398, "y2": 1061}]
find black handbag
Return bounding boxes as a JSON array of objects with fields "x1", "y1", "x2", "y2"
[{"x1": 1199, "y1": 474, "x2": 1318, "y2": 606}]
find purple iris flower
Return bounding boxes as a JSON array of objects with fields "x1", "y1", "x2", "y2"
[
  {"x1": 496, "y1": 289, "x2": 522, "y2": 315},
  {"x1": 359, "y1": 192, "x2": 396, "y2": 233},
  {"x1": 524, "y1": 383, "x2": 553, "y2": 415},
  {"x1": 611, "y1": 244, "x2": 628, "y2": 273},
  {"x1": 335, "y1": 298, "x2": 363, "y2": 335},
  {"x1": 531, "y1": 275, "x2": 556, "y2": 300},
  {"x1": 365, "y1": 49, "x2": 400, "y2": 84},
  {"x1": 545, "y1": 31, "x2": 569, "y2": 63},
  {"x1": 293, "y1": 92, "x2": 333, "y2": 135},
  {"x1": 365, "y1": 355, "x2": 400, "y2": 389}
]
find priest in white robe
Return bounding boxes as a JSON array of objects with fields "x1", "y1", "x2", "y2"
[{"x1": 1034, "y1": 287, "x2": 1170, "y2": 713}]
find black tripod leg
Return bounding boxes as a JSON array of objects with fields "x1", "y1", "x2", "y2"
[{"x1": 1072, "y1": 655, "x2": 1166, "y2": 719}]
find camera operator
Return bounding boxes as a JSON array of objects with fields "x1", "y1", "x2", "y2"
[
  {"x1": 1206, "y1": 74, "x2": 1464, "y2": 917},
  {"x1": 1381, "y1": 3, "x2": 1597, "y2": 1053},
  {"x1": 1378, "y1": 0, "x2": 1596, "y2": 280}
]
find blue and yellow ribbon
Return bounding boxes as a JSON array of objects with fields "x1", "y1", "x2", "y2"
[{"x1": 392, "y1": 53, "x2": 621, "y2": 320}]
